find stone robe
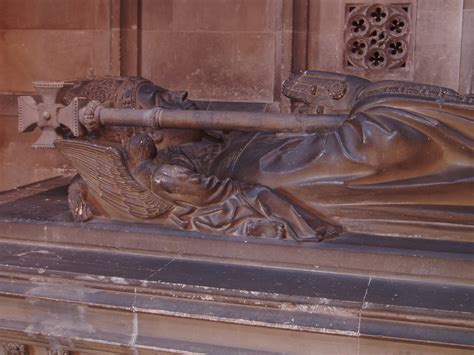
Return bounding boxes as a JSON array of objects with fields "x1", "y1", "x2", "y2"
[{"x1": 176, "y1": 82, "x2": 474, "y2": 240}]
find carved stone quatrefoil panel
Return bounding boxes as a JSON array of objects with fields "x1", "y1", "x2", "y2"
[
  {"x1": 2, "y1": 343, "x2": 28, "y2": 355},
  {"x1": 344, "y1": 3, "x2": 411, "y2": 70}
]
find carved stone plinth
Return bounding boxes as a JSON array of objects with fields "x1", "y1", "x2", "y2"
[{"x1": 0, "y1": 177, "x2": 472, "y2": 353}]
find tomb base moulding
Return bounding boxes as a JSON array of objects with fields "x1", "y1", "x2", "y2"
[{"x1": 0, "y1": 172, "x2": 471, "y2": 354}]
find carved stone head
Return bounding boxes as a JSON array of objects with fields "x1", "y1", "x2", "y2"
[
  {"x1": 58, "y1": 77, "x2": 197, "y2": 111},
  {"x1": 282, "y1": 70, "x2": 371, "y2": 114}
]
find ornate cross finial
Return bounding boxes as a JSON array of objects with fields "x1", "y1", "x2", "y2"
[{"x1": 18, "y1": 81, "x2": 87, "y2": 148}]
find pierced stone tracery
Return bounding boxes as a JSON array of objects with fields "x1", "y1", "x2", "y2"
[{"x1": 344, "y1": 4, "x2": 411, "y2": 70}]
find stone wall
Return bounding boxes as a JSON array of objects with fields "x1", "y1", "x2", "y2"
[
  {"x1": 293, "y1": 0, "x2": 472, "y2": 91},
  {"x1": 0, "y1": 0, "x2": 472, "y2": 191},
  {"x1": 0, "y1": 0, "x2": 119, "y2": 191},
  {"x1": 0, "y1": 0, "x2": 120, "y2": 92},
  {"x1": 140, "y1": 0, "x2": 286, "y2": 102},
  {"x1": 1, "y1": 0, "x2": 472, "y2": 97},
  {"x1": 460, "y1": 0, "x2": 474, "y2": 93}
]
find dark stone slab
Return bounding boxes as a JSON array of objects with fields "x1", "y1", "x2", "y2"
[
  {"x1": 2, "y1": 239, "x2": 472, "y2": 319},
  {"x1": 153, "y1": 258, "x2": 369, "y2": 302},
  {"x1": 0, "y1": 185, "x2": 70, "y2": 220},
  {"x1": 365, "y1": 278, "x2": 474, "y2": 313},
  {"x1": 0, "y1": 241, "x2": 368, "y2": 305},
  {"x1": 0, "y1": 241, "x2": 170, "y2": 281}
]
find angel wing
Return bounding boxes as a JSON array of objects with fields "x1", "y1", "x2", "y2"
[{"x1": 55, "y1": 139, "x2": 173, "y2": 219}]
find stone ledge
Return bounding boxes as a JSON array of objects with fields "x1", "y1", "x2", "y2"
[
  {"x1": 0, "y1": 179, "x2": 472, "y2": 285},
  {"x1": 0, "y1": 242, "x2": 472, "y2": 352}
]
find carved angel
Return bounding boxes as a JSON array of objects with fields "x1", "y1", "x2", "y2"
[{"x1": 56, "y1": 135, "x2": 339, "y2": 241}]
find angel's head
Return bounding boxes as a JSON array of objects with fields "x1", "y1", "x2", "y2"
[{"x1": 127, "y1": 134, "x2": 157, "y2": 165}]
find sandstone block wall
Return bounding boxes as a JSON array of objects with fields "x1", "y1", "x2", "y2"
[{"x1": 0, "y1": 0, "x2": 472, "y2": 190}]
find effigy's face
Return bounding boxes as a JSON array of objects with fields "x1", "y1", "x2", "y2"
[
  {"x1": 282, "y1": 70, "x2": 370, "y2": 114},
  {"x1": 136, "y1": 83, "x2": 197, "y2": 111},
  {"x1": 155, "y1": 90, "x2": 197, "y2": 110}
]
